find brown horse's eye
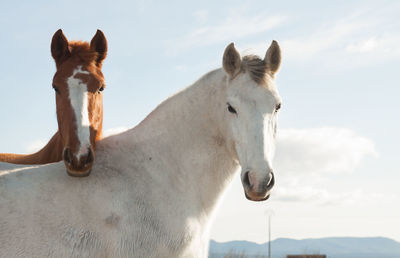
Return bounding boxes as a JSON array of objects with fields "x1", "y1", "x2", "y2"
[
  {"x1": 53, "y1": 86, "x2": 60, "y2": 94},
  {"x1": 98, "y1": 86, "x2": 104, "y2": 93}
]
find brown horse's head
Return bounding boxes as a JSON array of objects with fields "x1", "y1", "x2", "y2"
[{"x1": 51, "y1": 29, "x2": 107, "y2": 177}]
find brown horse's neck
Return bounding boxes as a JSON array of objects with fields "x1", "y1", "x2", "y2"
[{"x1": 0, "y1": 132, "x2": 64, "y2": 164}]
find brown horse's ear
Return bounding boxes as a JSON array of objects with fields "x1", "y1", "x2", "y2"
[
  {"x1": 51, "y1": 29, "x2": 70, "y2": 66},
  {"x1": 90, "y1": 29, "x2": 107, "y2": 67},
  {"x1": 223, "y1": 43, "x2": 242, "y2": 78},
  {"x1": 264, "y1": 40, "x2": 281, "y2": 76}
]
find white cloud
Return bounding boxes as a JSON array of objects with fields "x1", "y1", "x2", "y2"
[
  {"x1": 193, "y1": 10, "x2": 208, "y2": 24},
  {"x1": 25, "y1": 139, "x2": 47, "y2": 153},
  {"x1": 274, "y1": 127, "x2": 377, "y2": 176},
  {"x1": 346, "y1": 37, "x2": 378, "y2": 53},
  {"x1": 345, "y1": 35, "x2": 400, "y2": 57},
  {"x1": 103, "y1": 127, "x2": 129, "y2": 137},
  {"x1": 280, "y1": 15, "x2": 372, "y2": 60},
  {"x1": 166, "y1": 14, "x2": 286, "y2": 54},
  {"x1": 268, "y1": 127, "x2": 380, "y2": 206},
  {"x1": 243, "y1": 6, "x2": 400, "y2": 70},
  {"x1": 273, "y1": 185, "x2": 359, "y2": 205},
  {"x1": 271, "y1": 183, "x2": 390, "y2": 206},
  {"x1": 174, "y1": 65, "x2": 187, "y2": 71},
  {"x1": 241, "y1": 13, "x2": 369, "y2": 60}
]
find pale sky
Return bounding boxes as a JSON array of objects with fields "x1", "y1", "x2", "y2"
[{"x1": 0, "y1": 0, "x2": 399, "y2": 244}]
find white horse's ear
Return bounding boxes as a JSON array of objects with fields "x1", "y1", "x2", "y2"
[
  {"x1": 264, "y1": 40, "x2": 281, "y2": 76},
  {"x1": 223, "y1": 43, "x2": 242, "y2": 78}
]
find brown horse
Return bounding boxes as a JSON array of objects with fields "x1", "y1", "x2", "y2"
[{"x1": 0, "y1": 29, "x2": 107, "y2": 177}]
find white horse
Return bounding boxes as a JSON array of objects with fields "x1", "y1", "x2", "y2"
[{"x1": 0, "y1": 41, "x2": 282, "y2": 257}]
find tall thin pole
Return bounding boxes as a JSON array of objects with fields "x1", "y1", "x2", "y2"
[
  {"x1": 268, "y1": 214, "x2": 271, "y2": 258},
  {"x1": 265, "y1": 209, "x2": 274, "y2": 258}
]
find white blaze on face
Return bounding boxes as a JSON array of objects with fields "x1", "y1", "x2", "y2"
[
  {"x1": 226, "y1": 74, "x2": 280, "y2": 180},
  {"x1": 67, "y1": 66, "x2": 91, "y2": 159}
]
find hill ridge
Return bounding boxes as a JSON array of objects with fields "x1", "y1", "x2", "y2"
[{"x1": 209, "y1": 236, "x2": 400, "y2": 258}]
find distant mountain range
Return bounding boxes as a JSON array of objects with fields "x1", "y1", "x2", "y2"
[{"x1": 209, "y1": 237, "x2": 400, "y2": 258}]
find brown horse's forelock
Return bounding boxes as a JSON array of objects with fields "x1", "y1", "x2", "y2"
[{"x1": 67, "y1": 41, "x2": 98, "y2": 65}]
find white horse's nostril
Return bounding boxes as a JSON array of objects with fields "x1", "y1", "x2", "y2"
[
  {"x1": 243, "y1": 171, "x2": 251, "y2": 188},
  {"x1": 267, "y1": 172, "x2": 273, "y2": 185},
  {"x1": 266, "y1": 172, "x2": 275, "y2": 189}
]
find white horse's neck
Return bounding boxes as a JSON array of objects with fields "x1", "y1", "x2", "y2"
[{"x1": 125, "y1": 68, "x2": 239, "y2": 222}]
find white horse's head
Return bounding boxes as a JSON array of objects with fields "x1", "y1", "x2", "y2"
[{"x1": 223, "y1": 41, "x2": 282, "y2": 201}]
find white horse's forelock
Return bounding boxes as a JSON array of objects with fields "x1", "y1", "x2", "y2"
[{"x1": 67, "y1": 65, "x2": 91, "y2": 158}]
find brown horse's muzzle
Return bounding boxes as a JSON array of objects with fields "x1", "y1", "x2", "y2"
[{"x1": 63, "y1": 147, "x2": 94, "y2": 177}]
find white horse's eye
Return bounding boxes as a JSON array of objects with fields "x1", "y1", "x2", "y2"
[
  {"x1": 275, "y1": 103, "x2": 281, "y2": 112},
  {"x1": 227, "y1": 103, "x2": 237, "y2": 114}
]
